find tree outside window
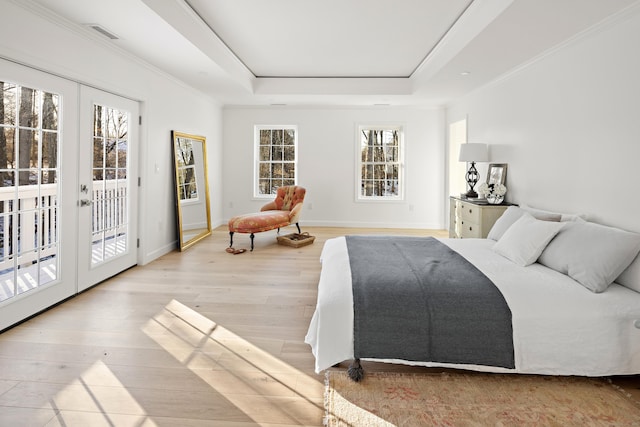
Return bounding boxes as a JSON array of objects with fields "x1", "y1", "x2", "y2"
[
  {"x1": 358, "y1": 125, "x2": 403, "y2": 200},
  {"x1": 255, "y1": 125, "x2": 297, "y2": 196}
]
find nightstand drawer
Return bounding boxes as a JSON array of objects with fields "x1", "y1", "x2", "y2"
[
  {"x1": 449, "y1": 196, "x2": 512, "y2": 239},
  {"x1": 459, "y1": 220, "x2": 482, "y2": 238},
  {"x1": 459, "y1": 202, "x2": 482, "y2": 223}
]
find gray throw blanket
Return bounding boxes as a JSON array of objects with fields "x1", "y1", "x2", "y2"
[{"x1": 346, "y1": 236, "x2": 514, "y2": 369}]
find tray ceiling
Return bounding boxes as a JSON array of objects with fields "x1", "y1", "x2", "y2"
[
  {"x1": 24, "y1": 0, "x2": 640, "y2": 106},
  {"x1": 185, "y1": 0, "x2": 472, "y2": 78}
]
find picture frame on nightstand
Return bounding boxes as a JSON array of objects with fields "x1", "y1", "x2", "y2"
[{"x1": 487, "y1": 163, "x2": 507, "y2": 186}]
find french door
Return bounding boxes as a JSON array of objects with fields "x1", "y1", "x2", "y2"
[
  {"x1": 0, "y1": 59, "x2": 138, "y2": 330},
  {"x1": 77, "y1": 87, "x2": 138, "y2": 291}
]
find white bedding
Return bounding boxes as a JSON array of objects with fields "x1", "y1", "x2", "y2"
[{"x1": 305, "y1": 236, "x2": 640, "y2": 376}]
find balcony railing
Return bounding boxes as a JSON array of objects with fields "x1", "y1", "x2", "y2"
[{"x1": 0, "y1": 180, "x2": 127, "y2": 302}]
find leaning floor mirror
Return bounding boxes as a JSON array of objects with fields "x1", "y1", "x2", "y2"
[{"x1": 171, "y1": 131, "x2": 212, "y2": 251}]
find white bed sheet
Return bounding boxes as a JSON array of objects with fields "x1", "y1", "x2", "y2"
[{"x1": 304, "y1": 236, "x2": 640, "y2": 376}]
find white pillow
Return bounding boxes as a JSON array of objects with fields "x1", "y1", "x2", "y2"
[
  {"x1": 616, "y1": 254, "x2": 640, "y2": 293},
  {"x1": 538, "y1": 221, "x2": 640, "y2": 293},
  {"x1": 493, "y1": 213, "x2": 566, "y2": 266},
  {"x1": 487, "y1": 206, "x2": 525, "y2": 241},
  {"x1": 520, "y1": 203, "x2": 586, "y2": 222},
  {"x1": 487, "y1": 205, "x2": 571, "y2": 241},
  {"x1": 519, "y1": 205, "x2": 561, "y2": 222}
]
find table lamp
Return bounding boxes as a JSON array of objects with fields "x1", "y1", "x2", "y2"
[{"x1": 458, "y1": 143, "x2": 488, "y2": 198}]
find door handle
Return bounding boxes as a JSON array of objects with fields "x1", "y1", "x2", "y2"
[{"x1": 79, "y1": 199, "x2": 93, "y2": 207}]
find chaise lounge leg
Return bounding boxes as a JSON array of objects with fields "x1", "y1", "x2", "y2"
[
  {"x1": 229, "y1": 231, "x2": 234, "y2": 247},
  {"x1": 250, "y1": 233, "x2": 255, "y2": 251},
  {"x1": 295, "y1": 223, "x2": 301, "y2": 233},
  {"x1": 347, "y1": 358, "x2": 364, "y2": 382}
]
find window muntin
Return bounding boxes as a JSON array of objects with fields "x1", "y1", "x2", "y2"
[
  {"x1": 0, "y1": 81, "x2": 61, "y2": 302},
  {"x1": 91, "y1": 103, "x2": 130, "y2": 265},
  {"x1": 255, "y1": 125, "x2": 297, "y2": 197},
  {"x1": 357, "y1": 125, "x2": 403, "y2": 200}
]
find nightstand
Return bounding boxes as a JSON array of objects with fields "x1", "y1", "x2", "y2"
[{"x1": 449, "y1": 196, "x2": 511, "y2": 238}]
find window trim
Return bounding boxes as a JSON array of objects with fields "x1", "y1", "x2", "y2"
[
  {"x1": 355, "y1": 124, "x2": 405, "y2": 202},
  {"x1": 253, "y1": 124, "x2": 298, "y2": 199}
]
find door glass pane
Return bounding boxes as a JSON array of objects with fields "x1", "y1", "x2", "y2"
[
  {"x1": 0, "y1": 82, "x2": 60, "y2": 302},
  {"x1": 0, "y1": 214, "x2": 15, "y2": 300},
  {"x1": 90, "y1": 104, "x2": 129, "y2": 266},
  {"x1": 18, "y1": 87, "x2": 39, "y2": 128},
  {"x1": 1, "y1": 82, "x2": 17, "y2": 125}
]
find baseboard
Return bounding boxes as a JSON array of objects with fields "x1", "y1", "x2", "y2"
[{"x1": 284, "y1": 220, "x2": 445, "y2": 230}]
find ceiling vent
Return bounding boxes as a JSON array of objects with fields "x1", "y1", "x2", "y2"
[{"x1": 86, "y1": 24, "x2": 119, "y2": 40}]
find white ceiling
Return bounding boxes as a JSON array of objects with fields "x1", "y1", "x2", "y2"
[
  {"x1": 27, "y1": 0, "x2": 640, "y2": 107},
  {"x1": 186, "y1": 0, "x2": 473, "y2": 78}
]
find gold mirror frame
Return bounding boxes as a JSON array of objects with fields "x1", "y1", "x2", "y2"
[{"x1": 171, "y1": 131, "x2": 212, "y2": 251}]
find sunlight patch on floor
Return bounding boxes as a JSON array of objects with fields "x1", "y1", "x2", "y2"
[
  {"x1": 328, "y1": 391, "x2": 394, "y2": 427},
  {"x1": 142, "y1": 299, "x2": 323, "y2": 425},
  {"x1": 50, "y1": 360, "x2": 151, "y2": 426}
]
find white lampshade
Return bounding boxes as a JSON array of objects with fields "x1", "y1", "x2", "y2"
[{"x1": 458, "y1": 143, "x2": 488, "y2": 162}]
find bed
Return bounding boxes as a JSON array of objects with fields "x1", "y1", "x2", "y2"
[{"x1": 305, "y1": 206, "x2": 640, "y2": 380}]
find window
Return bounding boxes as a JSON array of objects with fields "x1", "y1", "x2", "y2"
[
  {"x1": 0, "y1": 81, "x2": 61, "y2": 301},
  {"x1": 357, "y1": 125, "x2": 403, "y2": 200},
  {"x1": 255, "y1": 125, "x2": 297, "y2": 197},
  {"x1": 91, "y1": 103, "x2": 130, "y2": 264}
]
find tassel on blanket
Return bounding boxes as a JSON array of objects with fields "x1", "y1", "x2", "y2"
[{"x1": 347, "y1": 358, "x2": 364, "y2": 382}]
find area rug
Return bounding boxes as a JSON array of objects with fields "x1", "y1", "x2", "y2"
[{"x1": 325, "y1": 371, "x2": 640, "y2": 426}]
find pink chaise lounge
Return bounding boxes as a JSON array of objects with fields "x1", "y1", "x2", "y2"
[{"x1": 228, "y1": 185, "x2": 306, "y2": 251}]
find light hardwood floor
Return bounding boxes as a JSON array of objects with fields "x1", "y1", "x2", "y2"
[{"x1": 0, "y1": 225, "x2": 638, "y2": 426}]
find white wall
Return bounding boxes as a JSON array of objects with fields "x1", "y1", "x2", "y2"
[
  {"x1": 0, "y1": 0, "x2": 224, "y2": 264},
  {"x1": 446, "y1": 5, "x2": 640, "y2": 233},
  {"x1": 223, "y1": 107, "x2": 445, "y2": 229}
]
